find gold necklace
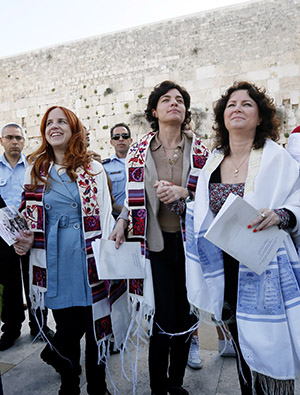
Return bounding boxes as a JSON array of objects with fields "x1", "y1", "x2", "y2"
[{"x1": 230, "y1": 153, "x2": 250, "y2": 177}]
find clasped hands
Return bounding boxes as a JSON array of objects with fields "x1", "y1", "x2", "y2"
[
  {"x1": 109, "y1": 180, "x2": 189, "y2": 249},
  {"x1": 154, "y1": 180, "x2": 189, "y2": 204}
]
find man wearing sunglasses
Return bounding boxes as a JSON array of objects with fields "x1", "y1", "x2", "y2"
[
  {"x1": 103, "y1": 123, "x2": 133, "y2": 218},
  {"x1": 0, "y1": 123, "x2": 53, "y2": 351}
]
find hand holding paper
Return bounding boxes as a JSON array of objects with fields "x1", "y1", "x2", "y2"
[
  {"x1": 204, "y1": 194, "x2": 287, "y2": 275},
  {"x1": 92, "y1": 239, "x2": 145, "y2": 280}
]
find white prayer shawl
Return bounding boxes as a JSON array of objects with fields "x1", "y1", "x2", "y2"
[
  {"x1": 186, "y1": 139, "x2": 300, "y2": 379},
  {"x1": 287, "y1": 131, "x2": 300, "y2": 164}
]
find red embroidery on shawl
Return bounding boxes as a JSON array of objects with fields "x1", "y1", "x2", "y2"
[
  {"x1": 91, "y1": 282, "x2": 108, "y2": 303},
  {"x1": 192, "y1": 138, "x2": 210, "y2": 169},
  {"x1": 128, "y1": 190, "x2": 145, "y2": 207},
  {"x1": 78, "y1": 170, "x2": 100, "y2": 217},
  {"x1": 87, "y1": 257, "x2": 100, "y2": 285},
  {"x1": 128, "y1": 167, "x2": 144, "y2": 182},
  {"x1": 32, "y1": 266, "x2": 47, "y2": 288},
  {"x1": 128, "y1": 132, "x2": 156, "y2": 167},
  {"x1": 109, "y1": 280, "x2": 127, "y2": 305},
  {"x1": 84, "y1": 215, "x2": 100, "y2": 232},
  {"x1": 193, "y1": 154, "x2": 208, "y2": 169},
  {"x1": 132, "y1": 209, "x2": 146, "y2": 235},
  {"x1": 129, "y1": 279, "x2": 144, "y2": 296},
  {"x1": 94, "y1": 315, "x2": 112, "y2": 341},
  {"x1": 22, "y1": 192, "x2": 44, "y2": 231}
]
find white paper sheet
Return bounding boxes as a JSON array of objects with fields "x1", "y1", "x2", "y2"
[
  {"x1": 204, "y1": 193, "x2": 287, "y2": 275},
  {"x1": 92, "y1": 239, "x2": 145, "y2": 280}
]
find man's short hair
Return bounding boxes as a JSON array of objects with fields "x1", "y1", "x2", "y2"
[
  {"x1": 1, "y1": 123, "x2": 24, "y2": 137},
  {"x1": 110, "y1": 123, "x2": 131, "y2": 139}
]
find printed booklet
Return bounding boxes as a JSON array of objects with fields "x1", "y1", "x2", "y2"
[{"x1": 0, "y1": 206, "x2": 28, "y2": 246}]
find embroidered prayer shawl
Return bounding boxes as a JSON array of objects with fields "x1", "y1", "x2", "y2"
[
  {"x1": 19, "y1": 160, "x2": 122, "y2": 346},
  {"x1": 186, "y1": 139, "x2": 300, "y2": 379},
  {"x1": 125, "y1": 131, "x2": 210, "y2": 326}
]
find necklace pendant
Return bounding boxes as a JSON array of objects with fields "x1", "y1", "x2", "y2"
[{"x1": 234, "y1": 169, "x2": 239, "y2": 176}]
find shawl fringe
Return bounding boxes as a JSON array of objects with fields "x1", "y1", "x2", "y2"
[
  {"x1": 97, "y1": 295, "x2": 155, "y2": 394},
  {"x1": 252, "y1": 372, "x2": 294, "y2": 395}
]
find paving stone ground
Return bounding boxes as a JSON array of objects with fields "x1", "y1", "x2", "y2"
[{"x1": 0, "y1": 311, "x2": 298, "y2": 394}]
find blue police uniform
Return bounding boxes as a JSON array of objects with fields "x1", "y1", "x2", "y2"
[
  {"x1": 0, "y1": 153, "x2": 27, "y2": 208},
  {"x1": 0, "y1": 153, "x2": 27, "y2": 346},
  {"x1": 0, "y1": 152, "x2": 50, "y2": 346},
  {"x1": 102, "y1": 154, "x2": 126, "y2": 215}
]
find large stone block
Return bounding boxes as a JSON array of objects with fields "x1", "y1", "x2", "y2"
[
  {"x1": 0, "y1": 0, "x2": 300, "y2": 153},
  {"x1": 196, "y1": 65, "x2": 216, "y2": 80}
]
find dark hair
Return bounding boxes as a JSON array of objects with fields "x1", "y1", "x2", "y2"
[
  {"x1": 1, "y1": 123, "x2": 24, "y2": 137},
  {"x1": 27, "y1": 106, "x2": 92, "y2": 189},
  {"x1": 213, "y1": 81, "x2": 281, "y2": 156},
  {"x1": 145, "y1": 80, "x2": 191, "y2": 132},
  {"x1": 110, "y1": 123, "x2": 131, "y2": 139}
]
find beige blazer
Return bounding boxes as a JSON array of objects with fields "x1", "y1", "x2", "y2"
[{"x1": 145, "y1": 134, "x2": 192, "y2": 251}]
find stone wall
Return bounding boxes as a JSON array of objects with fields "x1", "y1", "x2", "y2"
[{"x1": 0, "y1": 0, "x2": 299, "y2": 156}]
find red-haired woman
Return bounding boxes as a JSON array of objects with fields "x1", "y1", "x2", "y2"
[{"x1": 14, "y1": 106, "x2": 114, "y2": 395}]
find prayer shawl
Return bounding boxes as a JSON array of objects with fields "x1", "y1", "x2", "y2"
[
  {"x1": 186, "y1": 139, "x2": 300, "y2": 379},
  {"x1": 19, "y1": 161, "x2": 125, "y2": 347},
  {"x1": 125, "y1": 130, "x2": 209, "y2": 327},
  {"x1": 287, "y1": 126, "x2": 300, "y2": 164}
]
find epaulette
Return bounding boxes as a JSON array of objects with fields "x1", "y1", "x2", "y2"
[{"x1": 102, "y1": 158, "x2": 111, "y2": 164}]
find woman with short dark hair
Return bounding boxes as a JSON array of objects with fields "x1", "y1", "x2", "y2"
[{"x1": 110, "y1": 80, "x2": 209, "y2": 395}]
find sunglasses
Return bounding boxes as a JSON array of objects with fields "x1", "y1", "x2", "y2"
[
  {"x1": 111, "y1": 133, "x2": 130, "y2": 141},
  {"x1": 2, "y1": 135, "x2": 24, "y2": 141}
]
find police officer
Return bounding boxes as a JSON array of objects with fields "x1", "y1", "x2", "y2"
[
  {"x1": 102, "y1": 123, "x2": 132, "y2": 218},
  {"x1": 0, "y1": 123, "x2": 53, "y2": 350}
]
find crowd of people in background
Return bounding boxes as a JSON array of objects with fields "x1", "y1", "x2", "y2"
[{"x1": 0, "y1": 79, "x2": 300, "y2": 395}]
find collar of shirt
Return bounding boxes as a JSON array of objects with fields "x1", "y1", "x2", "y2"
[
  {"x1": 0, "y1": 153, "x2": 27, "y2": 208},
  {"x1": 150, "y1": 132, "x2": 184, "y2": 152},
  {"x1": 111, "y1": 153, "x2": 126, "y2": 164},
  {"x1": 0, "y1": 153, "x2": 27, "y2": 169}
]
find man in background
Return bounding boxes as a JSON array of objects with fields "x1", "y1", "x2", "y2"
[
  {"x1": 102, "y1": 123, "x2": 132, "y2": 218},
  {"x1": 0, "y1": 123, "x2": 53, "y2": 350}
]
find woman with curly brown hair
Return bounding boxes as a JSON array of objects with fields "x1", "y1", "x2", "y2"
[
  {"x1": 186, "y1": 81, "x2": 300, "y2": 394},
  {"x1": 14, "y1": 106, "x2": 114, "y2": 395}
]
